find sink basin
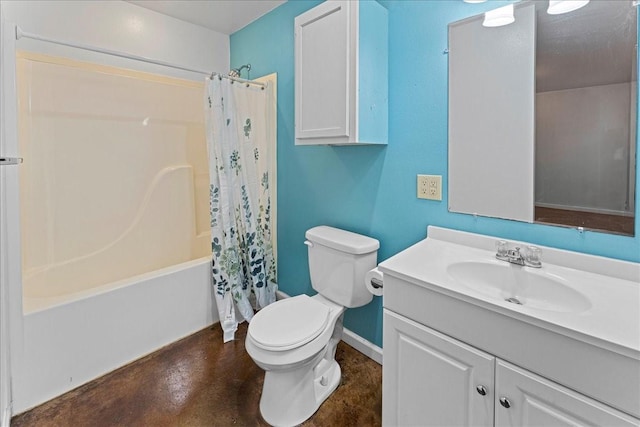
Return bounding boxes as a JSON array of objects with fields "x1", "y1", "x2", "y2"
[{"x1": 446, "y1": 261, "x2": 592, "y2": 313}]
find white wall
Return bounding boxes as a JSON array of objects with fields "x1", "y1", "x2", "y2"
[
  {"x1": 0, "y1": 0, "x2": 227, "y2": 418},
  {"x1": 1, "y1": 12, "x2": 9, "y2": 421},
  {"x1": 1, "y1": 0, "x2": 229, "y2": 80},
  {"x1": 1, "y1": 8, "x2": 22, "y2": 426},
  {"x1": 536, "y1": 82, "x2": 636, "y2": 215}
]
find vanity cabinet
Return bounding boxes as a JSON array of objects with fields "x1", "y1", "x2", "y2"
[
  {"x1": 294, "y1": 0, "x2": 388, "y2": 145},
  {"x1": 380, "y1": 226, "x2": 640, "y2": 426},
  {"x1": 383, "y1": 310, "x2": 640, "y2": 427}
]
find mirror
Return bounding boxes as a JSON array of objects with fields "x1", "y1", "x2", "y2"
[{"x1": 448, "y1": 0, "x2": 637, "y2": 236}]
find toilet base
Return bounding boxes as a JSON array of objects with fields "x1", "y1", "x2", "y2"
[{"x1": 259, "y1": 357, "x2": 341, "y2": 427}]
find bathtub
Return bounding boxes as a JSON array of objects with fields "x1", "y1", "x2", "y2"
[
  {"x1": 12, "y1": 53, "x2": 218, "y2": 413},
  {"x1": 12, "y1": 257, "x2": 216, "y2": 413}
]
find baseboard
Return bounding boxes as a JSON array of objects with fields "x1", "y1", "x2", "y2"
[
  {"x1": 275, "y1": 290, "x2": 383, "y2": 365},
  {"x1": 341, "y1": 327, "x2": 383, "y2": 365}
]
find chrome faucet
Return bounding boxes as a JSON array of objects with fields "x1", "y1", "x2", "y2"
[
  {"x1": 496, "y1": 241, "x2": 542, "y2": 268},
  {"x1": 506, "y1": 247, "x2": 525, "y2": 266}
]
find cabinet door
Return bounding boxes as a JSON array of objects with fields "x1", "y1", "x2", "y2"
[
  {"x1": 383, "y1": 310, "x2": 495, "y2": 427},
  {"x1": 495, "y1": 360, "x2": 639, "y2": 427},
  {"x1": 294, "y1": 0, "x2": 353, "y2": 142}
]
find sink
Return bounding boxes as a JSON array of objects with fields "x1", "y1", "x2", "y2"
[
  {"x1": 446, "y1": 261, "x2": 592, "y2": 313},
  {"x1": 380, "y1": 226, "x2": 640, "y2": 418}
]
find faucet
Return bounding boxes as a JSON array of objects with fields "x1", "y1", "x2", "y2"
[
  {"x1": 496, "y1": 241, "x2": 542, "y2": 268},
  {"x1": 506, "y1": 247, "x2": 525, "y2": 266}
]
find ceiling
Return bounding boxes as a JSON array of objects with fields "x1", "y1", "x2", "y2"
[
  {"x1": 127, "y1": 0, "x2": 286, "y2": 35},
  {"x1": 534, "y1": 0, "x2": 637, "y2": 92}
]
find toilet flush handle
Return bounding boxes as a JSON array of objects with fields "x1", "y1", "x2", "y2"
[{"x1": 304, "y1": 240, "x2": 314, "y2": 248}]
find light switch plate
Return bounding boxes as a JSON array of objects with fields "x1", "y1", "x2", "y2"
[{"x1": 417, "y1": 175, "x2": 442, "y2": 201}]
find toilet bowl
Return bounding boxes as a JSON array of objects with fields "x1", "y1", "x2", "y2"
[
  {"x1": 245, "y1": 226, "x2": 379, "y2": 427},
  {"x1": 246, "y1": 294, "x2": 345, "y2": 426}
]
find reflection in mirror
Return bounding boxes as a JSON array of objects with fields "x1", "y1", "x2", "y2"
[
  {"x1": 448, "y1": 0, "x2": 637, "y2": 236},
  {"x1": 534, "y1": 0, "x2": 636, "y2": 236}
]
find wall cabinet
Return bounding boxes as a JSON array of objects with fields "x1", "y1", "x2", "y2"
[
  {"x1": 294, "y1": 0, "x2": 388, "y2": 145},
  {"x1": 383, "y1": 310, "x2": 639, "y2": 427}
]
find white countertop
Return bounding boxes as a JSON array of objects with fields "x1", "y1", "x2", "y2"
[{"x1": 379, "y1": 227, "x2": 640, "y2": 359}]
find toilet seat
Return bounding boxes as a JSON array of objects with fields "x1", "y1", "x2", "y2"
[{"x1": 249, "y1": 295, "x2": 331, "y2": 351}]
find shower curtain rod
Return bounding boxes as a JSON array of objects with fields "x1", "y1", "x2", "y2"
[{"x1": 15, "y1": 27, "x2": 266, "y2": 88}]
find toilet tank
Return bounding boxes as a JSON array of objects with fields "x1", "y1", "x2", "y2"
[{"x1": 305, "y1": 226, "x2": 379, "y2": 308}]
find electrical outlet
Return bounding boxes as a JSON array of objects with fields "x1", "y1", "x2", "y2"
[{"x1": 417, "y1": 174, "x2": 442, "y2": 201}]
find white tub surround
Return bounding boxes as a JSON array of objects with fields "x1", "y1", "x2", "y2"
[{"x1": 380, "y1": 226, "x2": 640, "y2": 425}]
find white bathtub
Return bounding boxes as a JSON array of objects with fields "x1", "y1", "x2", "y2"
[
  {"x1": 12, "y1": 53, "x2": 218, "y2": 414},
  {"x1": 12, "y1": 257, "x2": 217, "y2": 413}
]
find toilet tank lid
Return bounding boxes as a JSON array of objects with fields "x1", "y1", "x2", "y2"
[{"x1": 305, "y1": 226, "x2": 379, "y2": 255}]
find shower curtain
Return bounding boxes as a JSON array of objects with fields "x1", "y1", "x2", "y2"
[{"x1": 205, "y1": 76, "x2": 277, "y2": 342}]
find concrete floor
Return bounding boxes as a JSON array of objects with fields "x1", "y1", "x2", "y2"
[{"x1": 12, "y1": 322, "x2": 382, "y2": 426}]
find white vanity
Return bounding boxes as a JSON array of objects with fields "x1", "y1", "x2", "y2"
[{"x1": 379, "y1": 227, "x2": 640, "y2": 426}]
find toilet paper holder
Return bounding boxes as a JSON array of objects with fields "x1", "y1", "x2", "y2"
[
  {"x1": 370, "y1": 277, "x2": 383, "y2": 289},
  {"x1": 365, "y1": 267, "x2": 384, "y2": 296}
]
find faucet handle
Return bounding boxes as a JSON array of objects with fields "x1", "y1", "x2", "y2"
[
  {"x1": 495, "y1": 240, "x2": 508, "y2": 258},
  {"x1": 525, "y1": 246, "x2": 542, "y2": 267}
]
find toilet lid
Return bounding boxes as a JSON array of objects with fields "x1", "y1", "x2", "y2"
[{"x1": 249, "y1": 295, "x2": 330, "y2": 351}]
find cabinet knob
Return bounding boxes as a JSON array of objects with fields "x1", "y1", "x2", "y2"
[
  {"x1": 476, "y1": 385, "x2": 487, "y2": 396},
  {"x1": 499, "y1": 397, "x2": 512, "y2": 409}
]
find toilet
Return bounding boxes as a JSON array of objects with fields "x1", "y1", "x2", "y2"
[{"x1": 245, "y1": 226, "x2": 379, "y2": 427}]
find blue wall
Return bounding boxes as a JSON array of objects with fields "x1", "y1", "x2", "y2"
[{"x1": 231, "y1": 0, "x2": 640, "y2": 348}]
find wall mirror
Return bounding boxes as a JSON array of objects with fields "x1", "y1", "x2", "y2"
[{"x1": 448, "y1": 0, "x2": 637, "y2": 236}]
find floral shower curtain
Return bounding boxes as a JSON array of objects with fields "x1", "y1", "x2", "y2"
[{"x1": 205, "y1": 76, "x2": 277, "y2": 342}]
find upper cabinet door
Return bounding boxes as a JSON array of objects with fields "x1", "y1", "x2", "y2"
[
  {"x1": 495, "y1": 360, "x2": 639, "y2": 427},
  {"x1": 295, "y1": 1, "x2": 352, "y2": 141},
  {"x1": 295, "y1": 1, "x2": 388, "y2": 145}
]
